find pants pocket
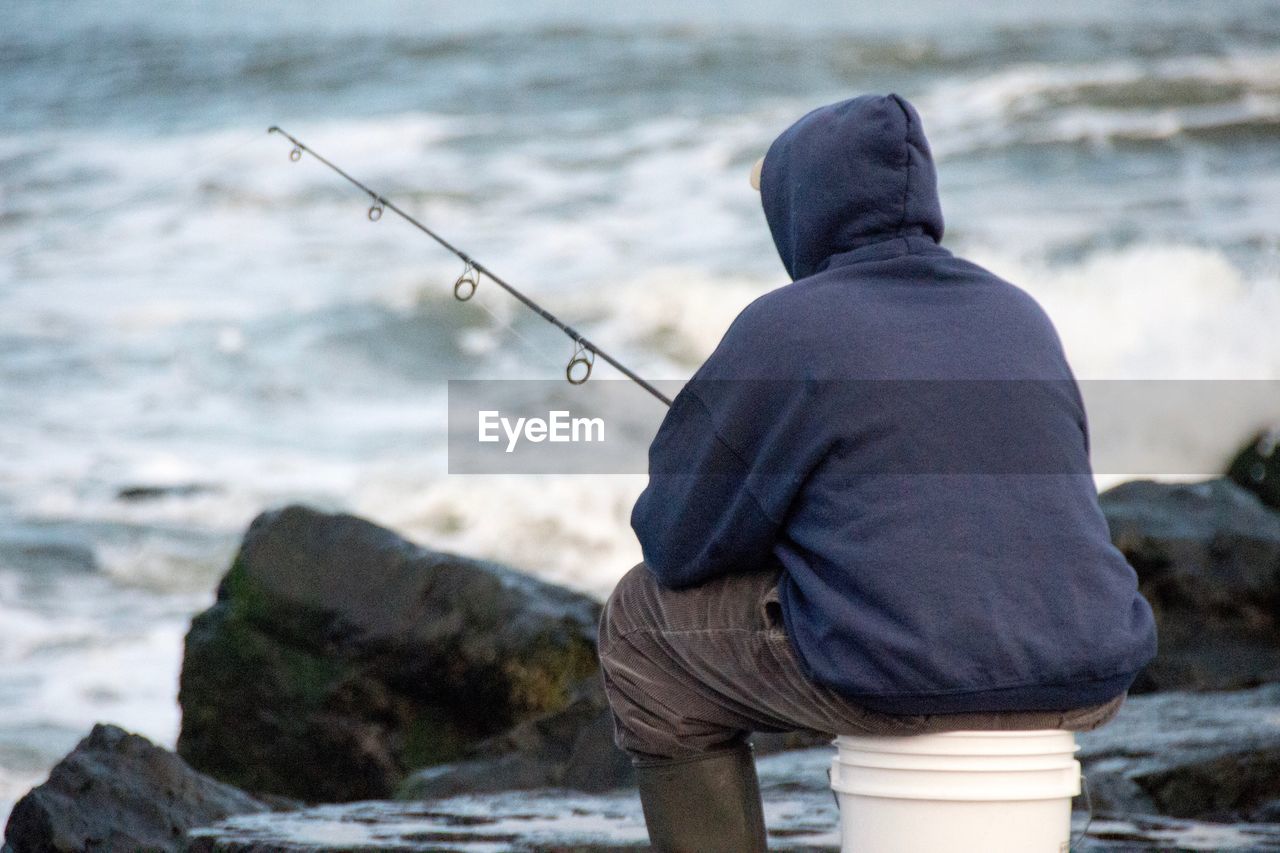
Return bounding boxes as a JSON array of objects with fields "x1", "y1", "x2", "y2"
[{"x1": 758, "y1": 573, "x2": 785, "y2": 632}]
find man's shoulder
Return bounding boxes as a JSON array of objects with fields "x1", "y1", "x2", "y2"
[
  {"x1": 723, "y1": 271, "x2": 857, "y2": 331},
  {"x1": 931, "y1": 253, "x2": 1054, "y2": 311},
  {"x1": 693, "y1": 284, "x2": 818, "y2": 380}
]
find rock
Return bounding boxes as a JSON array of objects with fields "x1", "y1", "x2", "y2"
[
  {"x1": 116, "y1": 483, "x2": 216, "y2": 502},
  {"x1": 177, "y1": 505, "x2": 601, "y2": 803},
  {"x1": 1077, "y1": 683, "x2": 1280, "y2": 822},
  {"x1": 1227, "y1": 429, "x2": 1280, "y2": 510},
  {"x1": 2, "y1": 724, "x2": 269, "y2": 853},
  {"x1": 395, "y1": 678, "x2": 831, "y2": 801},
  {"x1": 1099, "y1": 478, "x2": 1280, "y2": 692},
  {"x1": 397, "y1": 677, "x2": 633, "y2": 800},
  {"x1": 1079, "y1": 814, "x2": 1280, "y2": 851},
  {"x1": 189, "y1": 798, "x2": 1280, "y2": 852},
  {"x1": 187, "y1": 688, "x2": 1280, "y2": 851}
]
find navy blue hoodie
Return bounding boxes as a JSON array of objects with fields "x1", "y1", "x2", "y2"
[{"x1": 630, "y1": 94, "x2": 1157, "y2": 715}]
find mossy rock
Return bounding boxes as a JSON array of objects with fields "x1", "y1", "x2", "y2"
[{"x1": 177, "y1": 505, "x2": 601, "y2": 803}]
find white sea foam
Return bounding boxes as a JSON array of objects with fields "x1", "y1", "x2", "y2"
[
  {"x1": 352, "y1": 469, "x2": 648, "y2": 600},
  {"x1": 975, "y1": 244, "x2": 1280, "y2": 483},
  {"x1": 560, "y1": 265, "x2": 770, "y2": 369},
  {"x1": 0, "y1": 574, "x2": 191, "y2": 822},
  {"x1": 4, "y1": 242, "x2": 1277, "y2": 597},
  {"x1": 970, "y1": 243, "x2": 1280, "y2": 380}
]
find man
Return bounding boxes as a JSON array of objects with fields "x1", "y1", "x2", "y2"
[{"x1": 597, "y1": 93, "x2": 1157, "y2": 852}]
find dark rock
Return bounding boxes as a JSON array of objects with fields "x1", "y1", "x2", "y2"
[
  {"x1": 394, "y1": 677, "x2": 833, "y2": 801},
  {"x1": 392, "y1": 679, "x2": 614, "y2": 800},
  {"x1": 2, "y1": 724, "x2": 269, "y2": 853},
  {"x1": 484, "y1": 681, "x2": 634, "y2": 795},
  {"x1": 1099, "y1": 478, "x2": 1280, "y2": 692},
  {"x1": 177, "y1": 505, "x2": 601, "y2": 803},
  {"x1": 1080, "y1": 813, "x2": 1280, "y2": 851},
  {"x1": 116, "y1": 483, "x2": 216, "y2": 502},
  {"x1": 185, "y1": 688, "x2": 1280, "y2": 852},
  {"x1": 1256, "y1": 801, "x2": 1280, "y2": 823},
  {"x1": 395, "y1": 752, "x2": 565, "y2": 801},
  {"x1": 188, "y1": 798, "x2": 1280, "y2": 853},
  {"x1": 1078, "y1": 683, "x2": 1280, "y2": 822},
  {"x1": 397, "y1": 677, "x2": 633, "y2": 799},
  {"x1": 1227, "y1": 429, "x2": 1280, "y2": 510}
]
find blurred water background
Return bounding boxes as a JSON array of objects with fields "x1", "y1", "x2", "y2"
[{"x1": 3, "y1": 0, "x2": 1280, "y2": 821}]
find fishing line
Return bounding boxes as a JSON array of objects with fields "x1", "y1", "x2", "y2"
[
  {"x1": 267, "y1": 126, "x2": 672, "y2": 407},
  {"x1": 468, "y1": 285, "x2": 565, "y2": 373}
]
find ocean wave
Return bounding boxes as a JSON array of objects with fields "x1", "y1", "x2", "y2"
[
  {"x1": 8, "y1": 10, "x2": 1280, "y2": 136},
  {"x1": 0, "y1": 566, "x2": 189, "y2": 822},
  {"x1": 557, "y1": 266, "x2": 769, "y2": 369},
  {"x1": 969, "y1": 243, "x2": 1280, "y2": 379},
  {"x1": 352, "y1": 470, "x2": 646, "y2": 600},
  {"x1": 921, "y1": 51, "x2": 1280, "y2": 153}
]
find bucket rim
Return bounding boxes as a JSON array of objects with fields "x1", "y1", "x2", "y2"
[
  {"x1": 832, "y1": 730, "x2": 1079, "y2": 756},
  {"x1": 833, "y1": 729, "x2": 1076, "y2": 742}
]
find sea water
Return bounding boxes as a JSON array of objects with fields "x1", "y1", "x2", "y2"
[{"x1": 2, "y1": 0, "x2": 1280, "y2": 822}]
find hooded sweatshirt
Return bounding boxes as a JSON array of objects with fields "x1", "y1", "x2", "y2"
[{"x1": 630, "y1": 94, "x2": 1157, "y2": 715}]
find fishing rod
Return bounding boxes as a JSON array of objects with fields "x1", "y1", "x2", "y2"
[{"x1": 267, "y1": 126, "x2": 673, "y2": 407}]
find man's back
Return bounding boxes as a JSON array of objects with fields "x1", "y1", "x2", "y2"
[{"x1": 631, "y1": 94, "x2": 1156, "y2": 715}]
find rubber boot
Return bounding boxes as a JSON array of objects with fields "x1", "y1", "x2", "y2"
[{"x1": 633, "y1": 742, "x2": 768, "y2": 853}]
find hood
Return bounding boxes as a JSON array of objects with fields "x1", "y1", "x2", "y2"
[{"x1": 760, "y1": 94, "x2": 945, "y2": 281}]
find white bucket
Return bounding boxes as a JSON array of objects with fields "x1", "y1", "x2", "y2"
[{"x1": 829, "y1": 730, "x2": 1080, "y2": 853}]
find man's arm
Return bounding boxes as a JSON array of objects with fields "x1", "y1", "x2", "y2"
[
  {"x1": 631, "y1": 373, "x2": 825, "y2": 589},
  {"x1": 631, "y1": 387, "x2": 782, "y2": 589}
]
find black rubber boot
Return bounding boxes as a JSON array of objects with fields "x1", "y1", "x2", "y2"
[{"x1": 633, "y1": 742, "x2": 768, "y2": 853}]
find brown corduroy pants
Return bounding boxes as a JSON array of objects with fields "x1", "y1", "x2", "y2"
[{"x1": 598, "y1": 563, "x2": 1126, "y2": 760}]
